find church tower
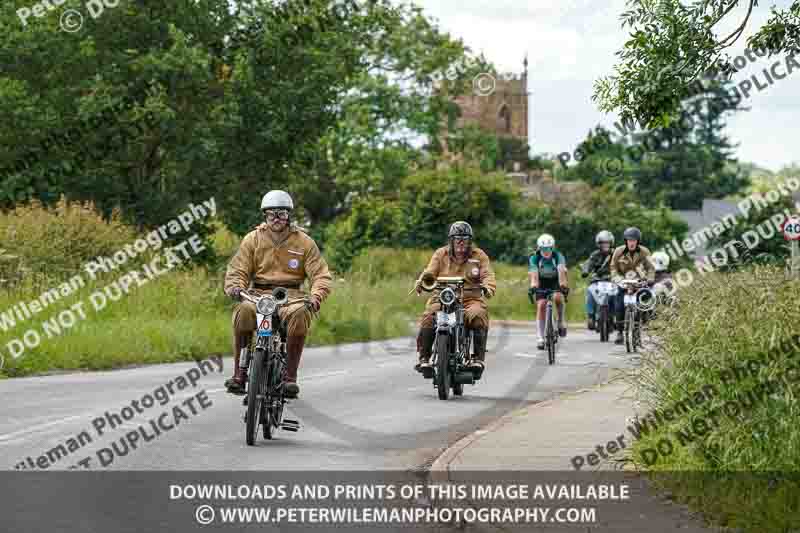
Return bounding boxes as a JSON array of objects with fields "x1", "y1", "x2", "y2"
[{"x1": 440, "y1": 57, "x2": 530, "y2": 162}]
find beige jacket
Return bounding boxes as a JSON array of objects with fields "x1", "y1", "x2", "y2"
[
  {"x1": 224, "y1": 223, "x2": 333, "y2": 302},
  {"x1": 610, "y1": 244, "x2": 655, "y2": 283},
  {"x1": 422, "y1": 245, "x2": 497, "y2": 302}
]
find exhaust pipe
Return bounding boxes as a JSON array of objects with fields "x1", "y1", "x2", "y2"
[{"x1": 454, "y1": 371, "x2": 475, "y2": 385}]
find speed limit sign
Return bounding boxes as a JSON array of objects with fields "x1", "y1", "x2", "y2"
[{"x1": 782, "y1": 216, "x2": 800, "y2": 241}]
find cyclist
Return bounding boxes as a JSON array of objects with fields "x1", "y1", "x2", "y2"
[
  {"x1": 581, "y1": 230, "x2": 619, "y2": 330},
  {"x1": 610, "y1": 227, "x2": 655, "y2": 344},
  {"x1": 528, "y1": 234, "x2": 569, "y2": 350}
]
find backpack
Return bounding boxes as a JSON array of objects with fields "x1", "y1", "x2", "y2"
[{"x1": 531, "y1": 250, "x2": 560, "y2": 271}]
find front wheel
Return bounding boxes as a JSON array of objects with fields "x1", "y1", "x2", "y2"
[
  {"x1": 435, "y1": 334, "x2": 451, "y2": 400},
  {"x1": 599, "y1": 305, "x2": 609, "y2": 342},
  {"x1": 624, "y1": 307, "x2": 636, "y2": 353},
  {"x1": 546, "y1": 302, "x2": 556, "y2": 365},
  {"x1": 246, "y1": 349, "x2": 266, "y2": 446}
]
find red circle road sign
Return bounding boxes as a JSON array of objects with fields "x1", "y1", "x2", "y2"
[{"x1": 782, "y1": 216, "x2": 800, "y2": 241}]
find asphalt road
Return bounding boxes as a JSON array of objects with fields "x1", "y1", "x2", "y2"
[{"x1": 0, "y1": 324, "x2": 633, "y2": 471}]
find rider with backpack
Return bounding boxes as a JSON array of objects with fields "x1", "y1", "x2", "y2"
[{"x1": 528, "y1": 234, "x2": 570, "y2": 350}]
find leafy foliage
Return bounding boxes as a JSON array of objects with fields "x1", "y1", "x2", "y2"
[{"x1": 595, "y1": 0, "x2": 800, "y2": 128}]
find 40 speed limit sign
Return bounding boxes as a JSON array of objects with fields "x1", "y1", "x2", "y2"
[{"x1": 782, "y1": 215, "x2": 800, "y2": 241}]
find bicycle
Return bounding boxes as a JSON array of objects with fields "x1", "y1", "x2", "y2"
[{"x1": 530, "y1": 287, "x2": 567, "y2": 365}]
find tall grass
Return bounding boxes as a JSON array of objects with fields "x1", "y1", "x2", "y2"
[{"x1": 626, "y1": 265, "x2": 800, "y2": 532}]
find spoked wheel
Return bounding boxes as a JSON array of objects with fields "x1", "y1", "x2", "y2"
[
  {"x1": 435, "y1": 334, "x2": 451, "y2": 400},
  {"x1": 545, "y1": 302, "x2": 556, "y2": 365},
  {"x1": 624, "y1": 307, "x2": 635, "y2": 353},
  {"x1": 261, "y1": 356, "x2": 279, "y2": 440},
  {"x1": 245, "y1": 349, "x2": 266, "y2": 446},
  {"x1": 599, "y1": 306, "x2": 609, "y2": 342}
]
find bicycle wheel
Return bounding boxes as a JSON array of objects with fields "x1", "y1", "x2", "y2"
[
  {"x1": 436, "y1": 334, "x2": 451, "y2": 400},
  {"x1": 546, "y1": 301, "x2": 556, "y2": 365},
  {"x1": 624, "y1": 307, "x2": 635, "y2": 353},
  {"x1": 599, "y1": 305, "x2": 609, "y2": 342},
  {"x1": 245, "y1": 348, "x2": 266, "y2": 446}
]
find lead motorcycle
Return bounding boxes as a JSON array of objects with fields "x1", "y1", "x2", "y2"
[
  {"x1": 238, "y1": 289, "x2": 312, "y2": 445},
  {"x1": 417, "y1": 273, "x2": 477, "y2": 400}
]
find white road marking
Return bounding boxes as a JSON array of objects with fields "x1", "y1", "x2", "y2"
[{"x1": 0, "y1": 414, "x2": 85, "y2": 443}]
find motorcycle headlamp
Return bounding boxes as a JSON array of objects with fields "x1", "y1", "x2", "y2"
[
  {"x1": 439, "y1": 287, "x2": 457, "y2": 306},
  {"x1": 256, "y1": 295, "x2": 278, "y2": 315}
]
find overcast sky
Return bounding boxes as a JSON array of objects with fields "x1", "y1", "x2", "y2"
[{"x1": 412, "y1": 0, "x2": 798, "y2": 172}]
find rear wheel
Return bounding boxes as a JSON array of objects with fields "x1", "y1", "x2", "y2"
[
  {"x1": 599, "y1": 305, "x2": 609, "y2": 342},
  {"x1": 436, "y1": 334, "x2": 451, "y2": 400},
  {"x1": 245, "y1": 349, "x2": 266, "y2": 446},
  {"x1": 546, "y1": 302, "x2": 556, "y2": 365}
]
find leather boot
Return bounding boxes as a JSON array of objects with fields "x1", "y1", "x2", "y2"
[
  {"x1": 469, "y1": 329, "x2": 488, "y2": 380},
  {"x1": 225, "y1": 334, "x2": 251, "y2": 395},
  {"x1": 284, "y1": 335, "x2": 305, "y2": 398},
  {"x1": 415, "y1": 328, "x2": 435, "y2": 378}
]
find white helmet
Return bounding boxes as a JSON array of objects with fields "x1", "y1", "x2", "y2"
[
  {"x1": 261, "y1": 190, "x2": 294, "y2": 211},
  {"x1": 595, "y1": 230, "x2": 614, "y2": 246},
  {"x1": 651, "y1": 251, "x2": 670, "y2": 271},
  {"x1": 537, "y1": 233, "x2": 555, "y2": 248}
]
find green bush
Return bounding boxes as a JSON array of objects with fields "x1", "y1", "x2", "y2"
[{"x1": 0, "y1": 196, "x2": 138, "y2": 276}]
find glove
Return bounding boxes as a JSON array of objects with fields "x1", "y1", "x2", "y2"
[
  {"x1": 560, "y1": 286, "x2": 570, "y2": 297},
  {"x1": 309, "y1": 294, "x2": 321, "y2": 312},
  {"x1": 527, "y1": 287, "x2": 536, "y2": 304},
  {"x1": 227, "y1": 287, "x2": 244, "y2": 302}
]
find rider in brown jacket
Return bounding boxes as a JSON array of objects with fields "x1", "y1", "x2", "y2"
[
  {"x1": 609, "y1": 226, "x2": 655, "y2": 344},
  {"x1": 223, "y1": 190, "x2": 333, "y2": 397},
  {"x1": 414, "y1": 221, "x2": 496, "y2": 380}
]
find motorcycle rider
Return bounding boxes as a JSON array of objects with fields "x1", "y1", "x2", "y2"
[
  {"x1": 414, "y1": 221, "x2": 496, "y2": 380},
  {"x1": 610, "y1": 227, "x2": 655, "y2": 344},
  {"x1": 650, "y1": 250, "x2": 675, "y2": 300},
  {"x1": 581, "y1": 230, "x2": 619, "y2": 330},
  {"x1": 528, "y1": 234, "x2": 569, "y2": 350},
  {"x1": 223, "y1": 190, "x2": 333, "y2": 398}
]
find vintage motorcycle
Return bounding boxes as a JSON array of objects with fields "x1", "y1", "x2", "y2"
[
  {"x1": 587, "y1": 278, "x2": 618, "y2": 342},
  {"x1": 617, "y1": 271, "x2": 656, "y2": 353},
  {"x1": 417, "y1": 272, "x2": 477, "y2": 400},
  {"x1": 238, "y1": 289, "x2": 311, "y2": 445}
]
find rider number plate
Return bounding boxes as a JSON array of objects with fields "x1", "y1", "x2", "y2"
[
  {"x1": 624, "y1": 294, "x2": 637, "y2": 306},
  {"x1": 597, "y1": 281, "x2": 615, "y2": 292},
  {"x1": 436, "y1": 311, "x2": 456, "y2": 326},
  {"x1": 258, "y1": 317, "x2": 272, "y2": 337}
]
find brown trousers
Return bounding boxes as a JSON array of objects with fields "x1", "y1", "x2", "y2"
[{"x1": 419, "y1": 298, "x2": 489, "y2": 329}]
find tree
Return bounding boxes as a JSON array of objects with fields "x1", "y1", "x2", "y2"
[
  {"x1": 594, "y1": 0, "x2": 800, "y2": 128},
  {"x1": 0, "y1": 0, "x2": 489, "y2": 242},
  {"x1": 564, "y1": 77, "x2": 749, "y2": 209}
]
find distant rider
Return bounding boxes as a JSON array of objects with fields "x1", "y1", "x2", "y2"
[
  {"x1": 610, "y1": 227, "x2": 655, "y2": 345},
  {"x1": 650, "y1": 250, "x2": 674, "y2": 299},
  {"x1": 581, "y1": 230, "x2": 620, "y2": 331},
  {"x1": 414, "y1": 222, "x2": 497, "y2": 380},
  {"x1": 528, "y1": 234, "x2": 569, "y2": 350}
]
